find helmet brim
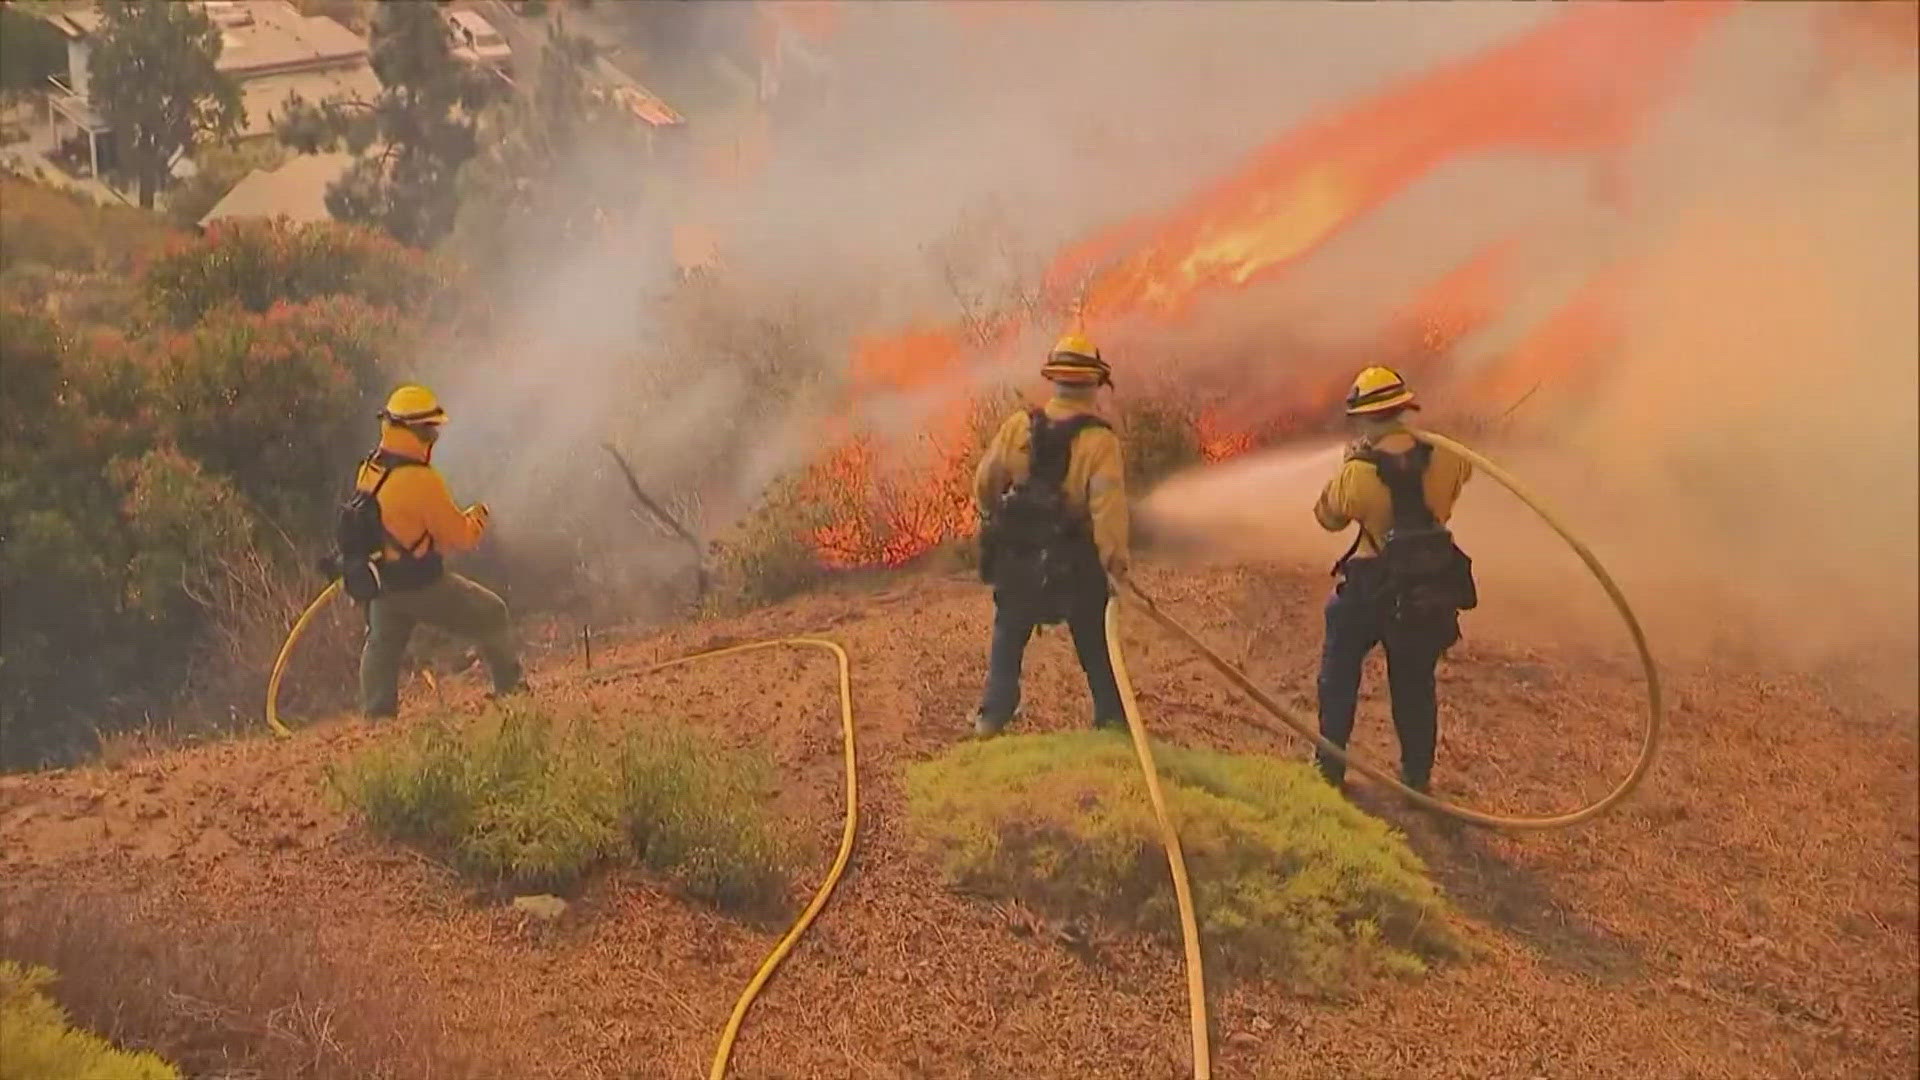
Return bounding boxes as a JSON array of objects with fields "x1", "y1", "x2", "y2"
[
  {"x1": 1345, "y1": 391, "x2": 1418, "y2": 416},
  {"x1": 383, "y1": 410, "x2": 448, "y2": 426}
]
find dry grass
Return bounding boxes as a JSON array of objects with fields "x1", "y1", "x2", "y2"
[{"x1": 0, "y1": 889, "x2": 489, "y2": 1080}]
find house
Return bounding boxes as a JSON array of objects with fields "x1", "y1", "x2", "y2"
[
  {"x1": 198, "y1": 150, "x2": 353, "y2": 228},
  {"x1": 41, "y1": 1, "x2": 375, "y2": 183}
]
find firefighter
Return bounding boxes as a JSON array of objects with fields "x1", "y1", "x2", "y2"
[
  {"x1": 1313, "y1": 366, "x2": 1475, "y2": 795},
  {"x1": 354, "y1": 385, "x2": 524, "y2": 719},
  {"x1": 969, "y1": 333, "x2": 1130, "y2": 737}
]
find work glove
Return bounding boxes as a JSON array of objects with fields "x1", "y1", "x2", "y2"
[{"x1": 468, "y1": 502, "x2": 492, "y2": 530}]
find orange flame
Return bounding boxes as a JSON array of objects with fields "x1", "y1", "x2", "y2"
[
  {"x1": 798, "y1": 2, "x2": 1740, "y2": 568},
  {"x1": 1046, "y1": 1, "x2": 1734, "y2": 326},
  {"x1": 1195, "y1": 408, "x2": 1257, "y2": 464}
]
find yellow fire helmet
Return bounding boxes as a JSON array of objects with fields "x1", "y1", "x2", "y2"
[
  {"x1": 379, "y1": 384, "x2": 448, "y2": 426},
  {"x1": 1041, "y1": 331, "x2": 1112, "y2": 387},
  {"x1": 1344, "y1": 366, "x2": 1419, "y2": 416}
]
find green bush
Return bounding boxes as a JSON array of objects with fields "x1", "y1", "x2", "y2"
[
  {"x1": 616, "y1": 721, "x2": 790, "y2": 913},
  {"x1": 0, "y1": 961, "x2": 180, "y2": 1080},
  {"x1": 336, "y1": 704, "x2": 791, "y2": 912},
  {"x1": 335, "y1": 705, "x2": 618, "y2": 893},
  {"x1": 905, "y1": 733, "x2": 1462, "y2": 992},
  {"x1": 141, "y1": 217, "x2": 442, "y2": 327}
]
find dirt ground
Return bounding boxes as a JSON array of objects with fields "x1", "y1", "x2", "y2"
[{"x1": 2, "y1": 561, "x2": 1915, "y2": 1079}]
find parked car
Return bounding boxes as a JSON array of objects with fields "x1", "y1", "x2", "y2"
[{"x1": 444, "y1": 9, "x2": 514, "y2": 80}]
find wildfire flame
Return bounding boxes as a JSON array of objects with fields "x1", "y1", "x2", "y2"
[{"x1": 797, "y1": 1, "x2": 1744, "y2": 567}]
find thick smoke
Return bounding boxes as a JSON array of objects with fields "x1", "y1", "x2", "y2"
[
  {"x1": 1144, "y1": 5, "x2": 1919, "y2": 706},
  {"x1": 402, "y1": 3, "x2": 1914, "y2": 706},
  {"x1": 412, "y1": 2, "x2": 1553, "y2": 614}
]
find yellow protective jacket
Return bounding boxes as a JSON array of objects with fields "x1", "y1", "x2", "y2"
[
  {"x1": 973, "y1": 395, "x2": 1130, "y2": 573},
  {"x1": 354, "y1": 425, "x2": 488, "y2": 562},
  {"x1": 1314, "y1": 432, "x2": 1472, "y2": 559}
]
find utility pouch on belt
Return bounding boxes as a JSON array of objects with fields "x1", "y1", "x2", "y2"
[{"x1": 334, "y1": 453, "x2": 439, "y2": 603}]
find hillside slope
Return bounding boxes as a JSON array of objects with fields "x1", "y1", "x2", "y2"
[{"x1": 2, "y1": 561, "x2": 1915, "y2": 1079}]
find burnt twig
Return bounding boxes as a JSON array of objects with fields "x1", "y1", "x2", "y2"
[{"x1": 601, "y1": 442, "x2": 710, "y2": 601}]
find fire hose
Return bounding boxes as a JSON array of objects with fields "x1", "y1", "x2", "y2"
[
  {"x1": 1098, "y1": 424, "x2": 1662, "y2": 1078},
  {"x1": 262, "y1": 426, "x2": 1656, "y2": 1079},
  {"x1": 264, "y1": 589, "x2": 857, "y2": 1078}
]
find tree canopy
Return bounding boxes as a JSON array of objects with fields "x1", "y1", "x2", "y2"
[
  {"x1": 87, "y1": 0, "x2": 242, "y2": 209},
  {"x1": 278, "y1": 1, "x2": 499, "y2": 247}
]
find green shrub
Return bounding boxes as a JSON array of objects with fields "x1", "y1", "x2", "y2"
[
  {"x1": 905, "y1": 733, "x2": 1462, "y2": 992},
  {"x1": 335, "y1": 705, "x2": 617, "y2": 893},
  {"x1": 616, "y1": 721, "x2": 790, "y2": 914},
  {"x1": 141, "y1": 217, "x2": 442, "y2": 327},
  {"x1": 0, "y1": 961, "x2": 180, "y2": 1080},
  {"x1": 336, "y1": 704, "x2": 790, "y2": 912}
]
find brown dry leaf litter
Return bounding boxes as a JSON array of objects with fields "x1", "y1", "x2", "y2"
[{"x1": 2, "y1": 562, "x2": 1914, "y2": 1079}]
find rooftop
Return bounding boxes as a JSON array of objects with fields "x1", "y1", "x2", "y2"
[
  {"x1": 238, "y1": 64, "x2": 381, "y2": 138},
  {"x1": 198, "y1": 151, "x2": 353, "y2": 227},
  {"x1": 48, "y1": 1, "x2": 367, "y2": 79}
]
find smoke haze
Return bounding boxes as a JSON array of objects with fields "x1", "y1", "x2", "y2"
[
  {"x1": 1144, "y1": 4, "x2": 1919, "y2": 705},
  {"x1": 403, "y1": 2, "x2": 1914, "y2": 703}
]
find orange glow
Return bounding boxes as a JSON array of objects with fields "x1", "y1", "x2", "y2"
[
  {"x1": 795, "y1": 1, "x2": 1743, "y2": 568},
  {"x1": 1390, "y1": 239, "x2": 1523, "y2": 360},
  {"x1": 1195, "y1": 408, "x2": 1257, "y2": 463},
  {"x1": 1471, "y1": 261, "x2": 1632, "y2": 409},
  {"x1": 1046, "y1": 1, "x2": 1733, "y2": 325},
  {"x1": 1816, "y1": 2, "x2": 1919, "y2": 76},
  {"x1": 805, "y1": 328, "x2": 984, "y2": 568}
]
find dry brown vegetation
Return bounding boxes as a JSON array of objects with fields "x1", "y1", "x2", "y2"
[
  {"x1": 0, "y1": 889, "x2": 486, "y2": 1080},
  {"x1": 3, "y1": 560, "x2": 1913, "y2": 1078}
]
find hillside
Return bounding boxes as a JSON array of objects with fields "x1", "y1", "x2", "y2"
[{"x1": 2, "y1": 559, "x2": 1915, "y2": 1079}]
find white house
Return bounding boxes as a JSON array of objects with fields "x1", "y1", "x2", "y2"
[{"x1": 41, "y1": 1, "x2": 376, "y2": 183}]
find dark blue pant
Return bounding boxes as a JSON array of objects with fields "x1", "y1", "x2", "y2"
[
  {"x1": 979, "y1": 589, "x2": 1124, "y2": 728},
  {"x1": 1315, "y1": 582, "x2": 1457, "y2": 787}
]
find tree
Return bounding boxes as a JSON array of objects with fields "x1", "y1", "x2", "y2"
[
  {"x1": 141, "y1": 217, "x2": 443, "y2": 327},
  {"x1": 447, "y1": 16, "x2": 648, "y2": 267},
  {"x1": 87, "y1": 0, "x2": 241, "y2": 209},
  {"x1": 278, "y1": 1, "x2": 497, "y2": 247}
]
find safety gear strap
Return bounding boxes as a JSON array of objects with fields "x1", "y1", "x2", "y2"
[
  {"x1": 1330, "y1": 441, "x2": 1437, "y2": 576},
  {"x1": 1026, "y1": 408, "x2": 1110, "y2": 486},
  {"x1": 363, "y1": 451, "x2": 435, "y2": 560}
]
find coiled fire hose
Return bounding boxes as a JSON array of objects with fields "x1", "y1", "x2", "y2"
[
  {"x1": 1109, "y1": 424, "x2": 1662, "y2": 829},
  {"x1": 1098, "y1": 423, "x2": 1663, "y2": 1078}
]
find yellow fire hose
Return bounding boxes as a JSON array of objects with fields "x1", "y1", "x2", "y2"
[
  {"x1": 260, "y1": 425, "x2": 1653, "y2": 1080},
  {"x1": 588, "y1": 639, "x2": 859, "y2": 1080},
  {"x1": 265, "y1": 602, "x2": 857, "y2": 1079},
  {"x1": 1105, "y1": 595, "x2": 1213, "y2": 1079},
  {"x1": 1093, "y1": 425, "x2": 1662, "y2": 1077},
  {"x1": 1106, "y1": 424, "x2": 1662, "y2": 830},
  {"x1": 264, "y1": 577, "x2": 342, "y2": 738}
]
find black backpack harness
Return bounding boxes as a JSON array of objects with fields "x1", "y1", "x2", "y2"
[
  {"x1": 333, "y1": 450, "x2": 443, "y2": 602},
  {"x1": 1332, "y1": 441, "x2": 1477, "y2": 627},
  {"x1": 977, "y1": 408, "x2": 1110, "y2": 624}
]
